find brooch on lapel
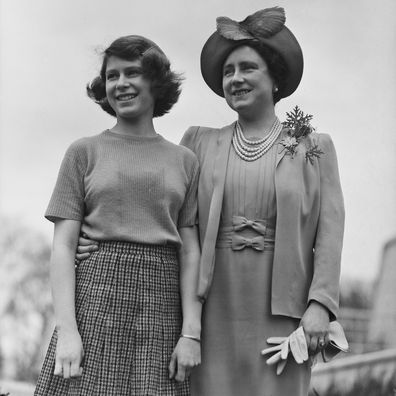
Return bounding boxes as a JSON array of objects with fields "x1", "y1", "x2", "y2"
[{"x1": 280, "y1": 106, "x2": 324, "y2": 164}]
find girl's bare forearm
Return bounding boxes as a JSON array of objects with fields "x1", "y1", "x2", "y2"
[{"x1": 179, "y1": 226, "x2": 202, "y2": 337}]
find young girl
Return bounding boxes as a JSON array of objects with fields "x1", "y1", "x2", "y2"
[{"x1": 35, "y1": 35, "x2": 201, "y2": 396}]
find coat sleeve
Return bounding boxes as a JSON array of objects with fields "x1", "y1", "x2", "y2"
[{"x1": 308, "y1": 133, "x2": 345, "y2": 319}]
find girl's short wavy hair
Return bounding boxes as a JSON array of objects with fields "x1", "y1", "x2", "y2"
[{"x1": 87, "y1": 35, "x2": 182, "y2": 118}]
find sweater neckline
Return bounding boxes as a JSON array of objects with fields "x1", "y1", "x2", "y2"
[{"x1": 104, "y1": 129, "x2": 163, "y2": 142}]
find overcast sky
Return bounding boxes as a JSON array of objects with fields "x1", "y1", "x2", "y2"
[{"x1": 1, "y1": 0, "x2": 395, "y2": 282}]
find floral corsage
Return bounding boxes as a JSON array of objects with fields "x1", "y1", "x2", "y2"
[{"x1": 280, "y1": 106, "x2": 324, "y2": 164}]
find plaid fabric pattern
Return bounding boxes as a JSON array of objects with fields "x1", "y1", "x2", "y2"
[{"x1": 35, "y1": 241, "x2": 189, "y2": 396}]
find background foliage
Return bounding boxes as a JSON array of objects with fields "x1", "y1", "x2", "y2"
[{"x1": 0, "y1": 218, "x2": 53, "y2": 382}]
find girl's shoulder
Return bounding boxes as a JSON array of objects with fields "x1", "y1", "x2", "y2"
[
  {"x1": 62, "y1": 131, "x2": 107, "y2": 165},
  {"x1": 66, "y1": 131, "x2": 105, "y2": 151},
  {"x1": 159, "y1": 135, "x2": 196, "y2": 159}
]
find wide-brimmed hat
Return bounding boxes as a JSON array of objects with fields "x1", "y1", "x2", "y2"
[{"x1": 200, "y1": 7, "x2": 303, "y2": 99}]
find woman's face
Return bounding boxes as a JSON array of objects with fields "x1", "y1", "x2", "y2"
[
  {"x1": 222, "y1": 45, "x2": 275, "y2": 115},
  {"x1": 105, "y1": 56, "x2": 155, "y2": 120}
]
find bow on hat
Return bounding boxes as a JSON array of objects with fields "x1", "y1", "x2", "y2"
[{"x1": 216, "y1": 7, "x2": 286, "y2": 41}]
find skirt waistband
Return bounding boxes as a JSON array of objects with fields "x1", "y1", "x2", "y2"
[{"x1": 98, "y1": 241, "x2": 177, "y2": 257}]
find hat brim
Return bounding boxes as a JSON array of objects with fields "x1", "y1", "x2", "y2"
[{"x1": 200, "y1": 26, "x2": 303, "y2": 99}]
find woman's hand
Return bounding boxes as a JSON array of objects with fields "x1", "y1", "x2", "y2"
[
  {"x1": 300, "y1": 301, "x2": 330, "y2": 355},
  {"x1": 54, "y1": 327, "x2": 84, "y2": 379},
  {"x1": 75, "y1": 235, "x2": 98, "y2": 261},
  {"x1": 168, "y1": 337, "x2": 201, "y2": 382}
]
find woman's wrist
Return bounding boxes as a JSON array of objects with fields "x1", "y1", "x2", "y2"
[{"x1": 308, "y1": 300, "x2": 330, "y2": 318}]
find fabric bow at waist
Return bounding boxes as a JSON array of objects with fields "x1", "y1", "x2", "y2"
[
  {"x1": 216, "y1": 216, "x2": 275, "y2": 250},
  {"x1": 231, "y1": 234, "x2": 265, "y2": 251},
  {"x1": 233, "y1": 215, "x2": 274, "y2": 235}
]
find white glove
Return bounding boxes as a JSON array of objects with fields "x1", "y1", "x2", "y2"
[{"x1": 261, "y1": 327, "x2": 309, "y2": 375}]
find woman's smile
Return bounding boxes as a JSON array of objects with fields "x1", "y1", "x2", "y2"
[{"x1": 232, "y1": 88, "x2": 252, "y2": 97}]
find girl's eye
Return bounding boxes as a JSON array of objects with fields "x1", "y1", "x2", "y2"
[
  {"x1": 106, "y1": 73, "x2": 117, "y2": 80},
  {"x1": 126, "y1": 68, "x2": 142, "y2": 77},
  {"x1": 223, "y1": 68, "x2": 233, "y2": 77}
]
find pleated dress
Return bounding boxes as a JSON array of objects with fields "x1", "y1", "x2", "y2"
[{"x1": 190, "y1": 137, "x2": 311, "y2": 396}]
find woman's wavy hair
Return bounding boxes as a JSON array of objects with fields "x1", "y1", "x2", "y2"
[
  {"x1": 242, "y1": 41, "x2": 288, "y2": 104},
  {"x1": 87, "y1": 35, "x2": 182, "y2": 118}
]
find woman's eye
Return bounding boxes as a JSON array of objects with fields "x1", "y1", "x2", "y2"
[
  {"x1": 242, "y1": 65, "x2": 255, "y2": 71},
  {"x1": 106, "y1": 73, "x2": 117, "y2": 80},
  {"x1": 223, "y1": 69, "x2": 233, "y2": 77}
]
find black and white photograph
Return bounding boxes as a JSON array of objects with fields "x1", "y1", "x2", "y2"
[{"x1": 1, "y1": 1, "x2": 395, "y2": 395}]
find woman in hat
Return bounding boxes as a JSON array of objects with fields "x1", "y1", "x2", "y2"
[
  {"x1": 179, "y1": 7, "x2": 344, "y2": 395},
  {"x1": 76, "y1": 7, "x2": 344, "y2": 395},
  {"x1": 35, "y1": 35, "x2": 201, "y2": 396}
]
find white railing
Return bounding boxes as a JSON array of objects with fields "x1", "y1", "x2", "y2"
[
  {"x1": 311, "y1": 348, "x2": 396, "y2": 394},
  {"x1": 0, "y1": 379, "x2": 35, "y2": 396}
]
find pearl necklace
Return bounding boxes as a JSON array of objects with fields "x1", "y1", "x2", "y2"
[{"x1": 232, "y1": 117, "x2": 283, "y2": 161}]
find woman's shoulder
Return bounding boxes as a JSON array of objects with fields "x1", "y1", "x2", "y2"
[
  {"x1": 183, "y1": 125, "x2": 222, "y2": 140},
  {"x1": 303, "y1": 132, "x2": 339, "y2": 168},
  {"x1": 180, "y1": 124, "x2": 230, "y2": 153},
  {"x1": 308, "y1": 132, "x2": 336, "y2": 152}
]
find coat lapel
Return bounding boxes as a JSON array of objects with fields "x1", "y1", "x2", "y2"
[
  {"x1": 211, "y1": 123, "x2": 234, "y2": 200},
  {"x1": 198, "y1": 123, "x2": 234, "y2": 299},
  {"x1": 276, "y1": 127, "x2": 288, "y2": 168}
]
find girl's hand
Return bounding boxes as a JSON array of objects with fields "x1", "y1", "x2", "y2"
[
  {"x1": 300, "y1": 301, "x2": 330, "y2": 355},
  {"x1": 168, "y1": 337, "x2": 201, "y2": 382},
  {"x1": 54, "y1": 327, "x2": 84, "y2": 379},
  {"x1": 75, "y1": 234, "x2": 98, "y2": 261}
]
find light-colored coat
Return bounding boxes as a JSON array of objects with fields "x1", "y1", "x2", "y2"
[{"x1": 180, "y1": 123, "x2": 344, "y2": 319}]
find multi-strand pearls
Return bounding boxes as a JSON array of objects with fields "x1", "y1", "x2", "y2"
[{"x1": 232, "y1": 117, "x2": 283, "y2": 161}]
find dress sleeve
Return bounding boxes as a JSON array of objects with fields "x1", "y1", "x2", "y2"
[
  {"x1": 308, "y1": 133, "x2": 345, "y2": 319},
  {"x1": 45, "y1": 141, "x2": 87, "y2": 222},
  {"x1": 177, "y1": 156, "x2": 199, "y2": 228}
]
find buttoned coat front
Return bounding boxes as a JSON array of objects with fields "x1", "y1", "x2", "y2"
[{"x1": 180, "y1": 123, "x2": 344, "y2": 319}]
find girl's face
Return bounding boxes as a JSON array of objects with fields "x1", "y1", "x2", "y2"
[
  {"x1": 222, "y1": 46, "x2": 275, "y2": 115},
  {"x1": 105, "y1": 56, "x2": 155, "y2": 121}
]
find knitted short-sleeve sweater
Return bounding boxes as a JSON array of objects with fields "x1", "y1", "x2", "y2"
[{"x1": 45, "y1": 130, "x2": 199, "y2": 247}]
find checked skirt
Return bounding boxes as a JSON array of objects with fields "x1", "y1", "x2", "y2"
[{"x1": 35, "y1": 241, "x2": 189, "y2": 396}]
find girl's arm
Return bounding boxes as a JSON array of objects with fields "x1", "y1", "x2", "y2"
[
  {"x1": 51, "y1": 219, "x2": 84, "y2": 379},
  {"x1": 169, "y1": 225, "x2": 202, "y2": 382}
]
